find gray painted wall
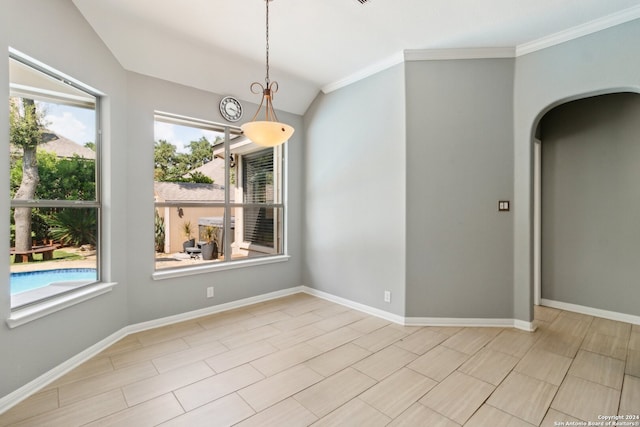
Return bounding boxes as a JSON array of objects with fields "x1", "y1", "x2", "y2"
[
  {"x1": 4, "y1": 0, "x2": 640, "y2": 404},
  {"x1": 1, "y1": 0, "x2": 304, "y2": 399},
  {"x1": 541, "y1": 93, "x2": 640, "y2": 316},
  {"x1": 513, "y1": 19, "x2": 640, "y2": 322},
  {"x1": 303, "y1": 64, "x2": 407, "y2": 315},
  {"x1": 1, "y1": 0, "x2": 130, "y2": 397},
  {"x1": 404, "y1": 59, "x2": 515, "y2": 318},
  {"x1": 125, "y1": 72, "x2": 304, "y2": 324}
]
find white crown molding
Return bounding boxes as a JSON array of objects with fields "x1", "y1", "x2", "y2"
[
  {"x1": 322, "y1": 6, "x2": 640, "y2": 93},
  {"x1": 404, "y1": 47, "x2": 515, "y2": 61},
  {"x1": 321, "y1": 51, "x2": 405, "y2": 94},
  {"x1": 516, "y1": 4, "x2": 640, "y2": 56},
  {"x1": 541, "y1": 299, "x2": 640, "y2": 325}
]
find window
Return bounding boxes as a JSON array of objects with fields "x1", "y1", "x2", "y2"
[
  {"x1": 153, "y1": 113, "x2": 284, "y2": 273},
  {"x1": 9, "y1": 54, "x2": 100, "y2": 309},
  {"x1": 241, "y1": 149, "x2": 278, "y2": 249}
]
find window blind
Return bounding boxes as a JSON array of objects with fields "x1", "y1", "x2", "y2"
[{"x1": 243, "y1": 149, "x2": 274, "y2": 247}]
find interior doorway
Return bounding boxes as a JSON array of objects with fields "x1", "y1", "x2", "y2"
[{"x1": 533, "y1": 92, "x2": 640, "y2": 319}]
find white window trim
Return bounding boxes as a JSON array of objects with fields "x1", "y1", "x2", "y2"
[
  {"x1": 152, "y1": 255, "x2": 290, "y2": 281},
  {"x1": 236, "y1": 145, "x2": 283, "y2": 252},
  {"x1": 153, "y1": 112, "x2": 288, "y2": 276},
  {"x1": 6, "y1": 282, "x2": 117, "y2": 328},
  {"x1": 8, "y1": 50, "x2": 104, "y2": 317}
]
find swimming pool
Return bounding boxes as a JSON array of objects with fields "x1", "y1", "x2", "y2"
[{"x1": 10, "y1": 268, "x2": 97, "y2": 295}]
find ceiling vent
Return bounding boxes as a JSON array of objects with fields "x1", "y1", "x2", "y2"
[{"x1": 355, "y1": 0, "x2": 370, "y2": 4}]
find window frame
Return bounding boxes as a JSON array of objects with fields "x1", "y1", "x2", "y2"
[
  {"x1": 152, "y1": 112, "x2": 288, "y2": 279},
  {"x1": 8, "y1": 50, "x2": 108, "y2": 319},
  {"x1": 237, "y1": 147, "x2": 282, "y2": 254}
]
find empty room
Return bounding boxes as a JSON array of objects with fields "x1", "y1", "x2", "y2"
[{"x1": 1, "y1": 0, "x2": 639, "y2": 425}]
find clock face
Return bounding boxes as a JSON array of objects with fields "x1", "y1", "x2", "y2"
[{"x1": 219, "y1": 96, "x2": 243, "y2": 122}]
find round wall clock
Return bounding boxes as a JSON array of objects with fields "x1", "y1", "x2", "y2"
[{"x1": 219, "y1": 96, "x2": 243, "y2": 122}]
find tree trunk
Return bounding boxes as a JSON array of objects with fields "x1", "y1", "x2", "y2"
[{"x1": 13, "y1": 99, "x2": 40, "y2": 255}]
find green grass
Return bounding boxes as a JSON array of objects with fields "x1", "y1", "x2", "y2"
[{"x1": 9, "y1": 249, "x2": 83, "y2": 265}]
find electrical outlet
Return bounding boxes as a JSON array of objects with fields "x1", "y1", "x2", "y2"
[
  {"x1": 206, "y1": 287, "x2": 214, "y2": 298},
  {"x1": 384, "y1": 290, "x2": 391, "y2": 303}
]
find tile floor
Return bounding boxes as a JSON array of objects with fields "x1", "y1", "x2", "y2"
[{"x1": 1, "y1": 293, "x2": 639, "y2": 426}]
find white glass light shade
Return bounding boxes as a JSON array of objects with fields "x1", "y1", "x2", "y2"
[{"x1": 241, "y1": 120, "x2": 294, "y2": 147}]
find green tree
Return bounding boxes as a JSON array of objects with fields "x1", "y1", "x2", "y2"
[
  {"x1": 48, "y1": 208, "x2": 96, "y2": 246},
  {"x1": 184, "y1": 171, "x2": 213, "y2": 184},
  {"x1": 10, "y1": 151, "x2": 96, "y2": 242},
  {"x1": 42, "y1": 154, "x2": 96, "y2": 200},
  {"x1": 154, "y1": 139, "x2": 182, "y2": 181},
  {"x1": 154, "y1": 210, "x2": 165, "y2": 252},
  {"x1": 10, "y1": 97, "x2": 43, "y2": 254},
  {"x1": 185, "y1": 136, "x2": 214, "y2": 169},
  {"x1": 154, "y1": 137, "x2": 217, "y2": 183}
]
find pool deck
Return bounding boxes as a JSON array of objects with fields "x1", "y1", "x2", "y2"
[
  {"x1": 10, "y1": 250, "x2": 207, "y2": 274},
  {"x1": 9, "y1": 250, "x2": 250, "y2": 307},
  {"x1": 10, "y1": 247, "x2": 97, "y2": 273},
  {"x1": 10, "y1": 258, "x2": 97, "y2": 273}
]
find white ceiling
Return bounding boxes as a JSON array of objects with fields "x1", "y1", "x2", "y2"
[{"x1": 72, "y1": 0, "x2": 640, "y2": 115}]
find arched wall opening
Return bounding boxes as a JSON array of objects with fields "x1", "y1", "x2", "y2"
[{"x1": 531, "y1": 91, "x2": 640, "y2": 322}]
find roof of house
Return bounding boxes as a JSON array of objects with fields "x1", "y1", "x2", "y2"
[
  {"x1": 39, "y1": 132, "x2": 96, "y2": 159},
  {"x1": 10, "y1": 131, "x2": 96, "y2": 160},
  {"x1": 189, "y1": 156, "x2": 226, "y2": 187},
  {"x1": 154, "y1": 181, "x2": 233, "y2": 203}
]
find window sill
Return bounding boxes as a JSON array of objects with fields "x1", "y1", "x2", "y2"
[
  {"x1": 6, "y1": 282, "x2": 117, "y2": 329},
  {"x1": 237, "y1": 241, "x2": 276, "y2": 255},
  {"x1": 152, "y1": 254, "x2": 291, "y2": 281}
]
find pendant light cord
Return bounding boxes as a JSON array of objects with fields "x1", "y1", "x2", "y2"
[
  {"x1": 265, "y1": 0, "x2": 270, "y2": 87},
  {"x1": 241, "y1": 0, "x2": 294, "y2": 146}
]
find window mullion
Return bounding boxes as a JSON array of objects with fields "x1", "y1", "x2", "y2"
[
  {"x1": 224, "y1": 126, "x2": 232, "y2": 262},
  {"x1": 10, "y1": 199, "x2": 100, "y2": 208}
]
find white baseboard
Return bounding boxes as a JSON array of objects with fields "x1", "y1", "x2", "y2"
[
  {"x1": 1, "y1": 285, "x2": 539, "y2": 415},
  {"x1": 0, "y1": 327, "x2": 128, "y2": 416},
  {"x1": 405, "y1": 317, "x2": 537, "y2": 332},
  {"x1": 126, "y1": 286, "x2": 305, "y2": 335},
  {"x1": 301, "y1": 286, "x2": 405, "y2": 325},
  {"x1": 541, "y1": 298, "x2": 640, "y2": 325},
  {"x1": 0, "y1": 286, "x2": 304, "y2": 416},
  {"x1": 301, "y1": 287, "x2": 536, "y2": 332},
  {"x1": 514, "y1": 319, "x2": 538, "y2": 332}
]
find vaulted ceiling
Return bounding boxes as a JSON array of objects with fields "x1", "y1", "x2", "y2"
[{"x1": 72, "y1": 0, "x2": 640, "y2": 115}]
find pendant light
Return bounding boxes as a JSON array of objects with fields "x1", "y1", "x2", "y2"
[{"x1": 241, "y1": 0, "x2": 294, "y2": 147}]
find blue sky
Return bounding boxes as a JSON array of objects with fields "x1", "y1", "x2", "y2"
[
  {"x1": 41, "y1": 102, "x2": 221, "y2": 154},
  {"x1": 39, "y1": 102, "x2": 95, "y2": 145},
  {"x1": 154, "y1": 121, "x2": 222, "y2": 153}
]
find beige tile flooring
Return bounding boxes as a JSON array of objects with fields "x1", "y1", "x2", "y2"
[{"x1": 1, "y1": 294, "x2": 639, "y2": 426}]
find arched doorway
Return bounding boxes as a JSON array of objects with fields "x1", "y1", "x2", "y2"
[{"x1": 533, "y1": 92, "x2": 640, "y2": 320}]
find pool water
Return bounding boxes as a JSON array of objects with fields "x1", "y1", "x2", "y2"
[{"x1": 10, "y1": 268, "x2": 97, "y2": 294}]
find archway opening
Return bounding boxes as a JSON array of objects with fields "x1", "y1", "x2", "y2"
[{"x1": 534, "y1": 92, "x2": 640, "y2": 319}]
